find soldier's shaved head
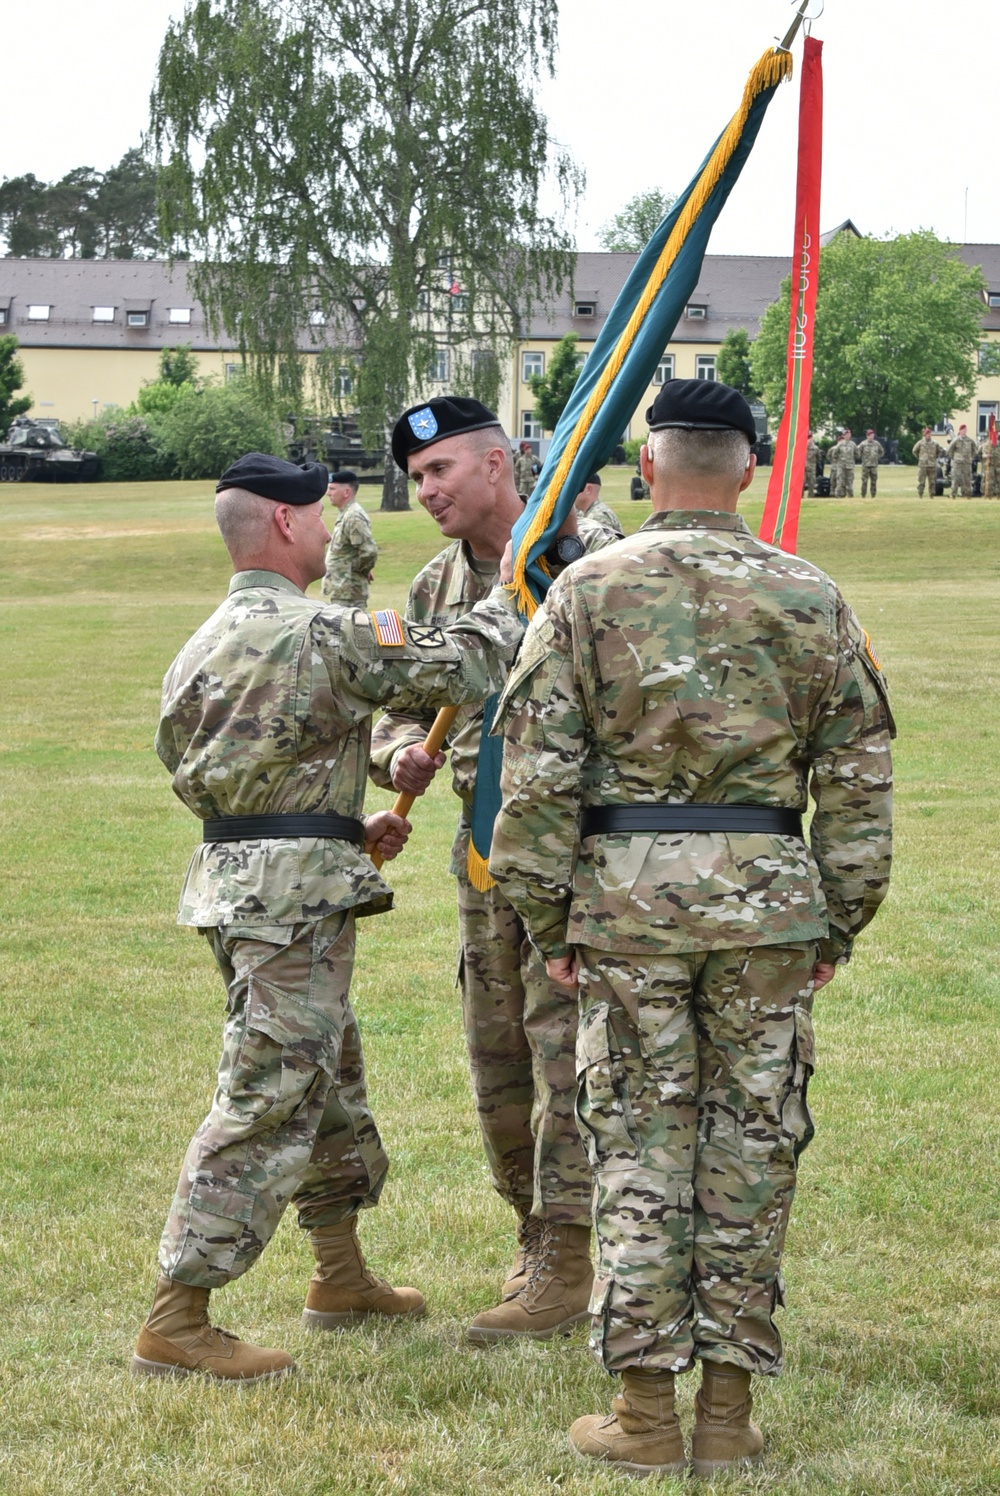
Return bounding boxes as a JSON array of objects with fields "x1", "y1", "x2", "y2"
[
  {"x1": 648, "y1": 427, "x2": 751, "y2": 485},
  {"x1": 214, "y1": 486, "x2": 280, "y2": 561}
]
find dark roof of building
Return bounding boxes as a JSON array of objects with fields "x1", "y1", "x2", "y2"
[
  {"x1": 2, "y1": 234, "x2": 999, "y2": 349},
  {"x1": 819, "y1": 218, "x2": 864, "y2": 247}
]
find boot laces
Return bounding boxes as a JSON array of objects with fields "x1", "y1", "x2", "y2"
[
  {"x1": 510, "y1": 1213, "x2": 545, "y2": 1281},
  {"x1": 518, "y1": 1220, "x2": 561, "y2": 1301}
]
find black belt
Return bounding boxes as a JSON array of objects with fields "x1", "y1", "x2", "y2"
[
  {"x1": 580, "y1": 805, "x2": 803, "y2": 838},
  {"x1": 203, "y1": 813, "x2": 366, "y2": 846}
]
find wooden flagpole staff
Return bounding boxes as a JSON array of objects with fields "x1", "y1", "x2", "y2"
[{"x1": 370, "y1": 705, "x2": 460, "y2": 869}]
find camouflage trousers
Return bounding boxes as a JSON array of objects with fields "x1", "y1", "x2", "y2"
[
  {"x1": 984, "y1": 458, "x2": 1000, "y2": 498},
  {"x1": 322, "y1": 577, "x2": 370, "y2": 608},
  {"x1": 576, "y1": 942, "x2": 817, "y2": 1377},
  {"x1": 860, "y1": 464, "x2": 879, "y2": 497},
  {"x1": 917, "y1": 464, "x2": 938, "y2": 497},
  {"x1": 159, "y1": 911, "x2": 388, "y2": 1288},
  {"x1": 951, "y1": 462, "x2": 974, "y2": 498},
  {"x1": 833, "y1": 466, "x2": 855, "y2": 497},
  {"x1": 455, "y1": 828, "x2": 592, "y2": 1226}
]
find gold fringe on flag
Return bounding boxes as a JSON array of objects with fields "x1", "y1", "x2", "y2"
[
  {"x1": 510, "y1": 45, "x2": 793, "y2": 618},
  {"x1": 466, "y1": 839, "x2": 497, "y2": 893}
]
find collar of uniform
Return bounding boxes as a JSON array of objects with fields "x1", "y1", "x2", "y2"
[
  {"x1": 228, "y1": 569, "x2": 305, "y2": 596},
  {"x1": 638, "y1": 509, "x2": 750, "y2": 535}
]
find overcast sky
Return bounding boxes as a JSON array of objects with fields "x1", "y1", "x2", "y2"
[{"x1": 1, "y1": 0, "x2": 996, "y2": 256}]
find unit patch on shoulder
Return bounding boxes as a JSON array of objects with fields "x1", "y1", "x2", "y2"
[
  {"x1": 407, "y1": 623, "x2": 447, "y2": 648},
  {"x1": 373, "y1": 609, "x2": 405, "y2": 647},
  {"x1": 862, "y1": 629, "x2": 882, "y2": 671}
]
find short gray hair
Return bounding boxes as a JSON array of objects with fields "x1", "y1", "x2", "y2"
[
  {"x1": 214, "y1": 486, "x2": 277, "y2": 560},
  {"x1": 648, "y1": 427, "x2": 751, "y2": 484}
]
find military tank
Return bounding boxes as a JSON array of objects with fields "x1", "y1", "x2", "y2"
[{"x1": 0, "y1": 417, "x2": 99, "y2": 483}]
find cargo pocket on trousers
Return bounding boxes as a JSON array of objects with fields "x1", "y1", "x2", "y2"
[
  {"x1": 777, "y1": 1005, "x2": 816, "y2": 1164},
  {"x1": 575, "y1": 1002, "x2": 639, "y2": 1170}
]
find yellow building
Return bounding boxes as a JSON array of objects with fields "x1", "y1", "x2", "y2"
[{"x1": 3, "y1": 245, "x2": 1000, "y2": 448}]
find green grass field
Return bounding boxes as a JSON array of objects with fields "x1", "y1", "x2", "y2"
[{"x1": 1, "y1": 465, "x2": 998, "y2": 1494}]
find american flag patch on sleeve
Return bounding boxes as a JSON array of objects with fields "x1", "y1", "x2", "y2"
[{"x1": 373, "y1": 609, "x2": 405, "y2": 647}]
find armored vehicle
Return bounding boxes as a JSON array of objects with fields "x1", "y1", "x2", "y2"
[
  {"x1": 285, "y1": 414, "x2": 384, "y2": 482},
  {"x1": 0, "y1": 418, "x2": 99, "y2": 483}
]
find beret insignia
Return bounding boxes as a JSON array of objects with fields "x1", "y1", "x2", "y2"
[{"x1": 408, "y1": 408, "x2": 438, "y2": 442}]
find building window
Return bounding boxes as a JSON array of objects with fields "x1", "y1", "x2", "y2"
[
  {"x1": 686, "y1": 303, "x2": 707, "y2": 319},
  {"x1": 522, "y1": 350, "x2": 544, "y2": 382},
  {"x1": 224, "y1": 363, "x2": 245, "y2": 383},
  {"x1": 308, "y1": 308, "x2": 326, "y2": 326},
  {"x1": 696, "y1": 355, "x2": 717, "y2": 381},
  {"x1": 574, "y1": 301, "x2": 595, "y2": 318},
  {"x1": 429, "y1": 347, "x2": 449, "y2": 382},
  {"x1": 521, "y1": 410, "x2": 542, "y2": 441},
  {"x1": 338, "y1": 366, "x2": 354, "y2": 397},
  {"x1": 127, "y1": 311, "x2": 149, "y2": 327},
  {"x1": 977, "y1": 401, "x2": 998, "y2": 438},
  {"x1": 451, "y1": 293, "x2": 468, "y2": 314},
  {"x1": 92, "y1": 305, "x2": 115, "y2": 322},
  {"x1": 168, "y1": 307, "x2": 192, "y2": 324},
  {"x1": 653, "y1": 355, "x2": 675, "y2": 385},
  {"x1": 978, "y1": 342, "x2": 997, "y2": 371},
  {"x1": 0, "y1": 308, "x2": 7, "y2": 325},
  {"x1": 988, "y1": 292, "x2": 1000, "y2": 307},
  {"x1": 416, "y1": 289, "x2": 431, "y2": 312},
  {"x1": 27, "y1": 304, "x2": 50, "y2": 321}
]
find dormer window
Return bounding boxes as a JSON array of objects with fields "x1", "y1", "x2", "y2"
[
  {"x1": 0, "y1": 307, "x2": 7, "y2": 326},
  {"x1": 308, "y1": 308, "x2": 326, "y2": 326},
  {"x1": 92, "y1": 306, "x2": 115, "y2": 322},
  {"x1": 574, "y1": 301, "x2": 596, "y2": 318},
  {"x1": 685, "y1": 303, "x2": 707, "y2": 319},
  {"x1": 28, "y1": 304, "x2": 50, "y2": 321},
  {"x1": 989, "y1": 292, "x2": 1000, "y2": 308},
  {"x1": 127, "y1": 311, "x2": 150, "y2": 328},
  {"x1": 168, "y1": 307, "x2": 192, "y2": 324}
]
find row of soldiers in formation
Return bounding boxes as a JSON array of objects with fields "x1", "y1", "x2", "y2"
[
  {"x1": 133, "y1": 380, "x2": 892, "y2": 1480},
  {"x1": 804, "y1": 424, "x2": 1000, "y2": 498}
]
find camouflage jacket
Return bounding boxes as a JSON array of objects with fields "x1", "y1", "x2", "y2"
[
  {"x1": 369, "y1": 518, "x2": 618, "y2": 824},
  {"x1": 912, "y1": 436, "x2": 944, "y2": 465},
  {"x1": 831, "y1": 437, "x2": 858, "y2": 468},
  {"x1": 980, "y1": 439, "x2": 1000, "y2": 464},
  {"x1": 321, "y1": 499, "x2": 378, "y2": 604},
  {"x1": 856, "y1": 439, "x2": 884, "y2": 466},
  {"x1": 947, "y1": 434, "x2": 978, "y2": 465},
  {"x1": 513, "y1": 453, "x2": 537, "y2": 495},
  {"x1": 157, "y1": 570, "x2": 522, "y2": 927},
  {"x1": 580, "y1": 496, "x2": 625, "y2": 538},
  {"x1": 488, "y1": 510, "x2": 894, "y2": 965},
  {"x1": 805, "y1": 438, "x2": 821, "y2": 467}
]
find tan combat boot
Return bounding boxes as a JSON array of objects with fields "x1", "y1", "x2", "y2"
[
  {"x1": 132, "y1": 1276, "x2": 295, "y2": 1381},
  {"x1": 569, "y1": 1368, "x2": 687, "y2": 1476},
  {"x1": 466, "y1": 1221, "x2": 593, "y2": 1343},
  {"x1": 691, "y1": 1363, "x2": 764, "y2": 1477},
  {"x1": 500, "y1": 1203, "x2": 545, "y2": 1297},
  {"x1": 301, "y1": 1217, "x2": 426, "y2": 1329}
]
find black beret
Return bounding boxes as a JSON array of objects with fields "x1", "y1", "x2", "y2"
[
  {"x1": 391, "y1": 396, "x2": 502, "y2": 472},
  {"x1": 645, "y1": 378, "x2": 756, "y2": 444},
  {"x1": 327, "y1": 470, "x2": 359, "y2": 485},
  {"x1": 584, "y1": 471, "x2": 602, "y2": 487},
  {"x1": 216, "y1": 451, "x2": 328, "y2": 504}
]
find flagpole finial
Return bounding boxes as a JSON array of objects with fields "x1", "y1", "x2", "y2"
[{"x1": 778, "y1": 0, "x2": 822, "y2": 52}]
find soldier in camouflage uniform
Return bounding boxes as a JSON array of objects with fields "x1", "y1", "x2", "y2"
[
  {"x1": 321, "y1": 469, "x2": 378, "y2": 606},
  {"x1": 979, "y1": 432, "x2": 1000, "y2": 497},
  {"x1": 371, "y1": 396, "x2": 617, "y2": 1345},
  {"x1": 912, "y1": 427, "x2": 944, "y2": 497},
  {"x1": 133, "y1": 451, "x2": 524, "y2": 1383},
  {"x1": 831, "y1": 428, "x2": 858, "y2": 496},
  {"x1": 514, "y1": 440, "x2": 538, "y2": 497},
  {"x1": 803, "y1": 431, "x2": 820, "y2": 496},
  {"x1": 490, "y1": 381, "x2": 894, "y2": 1478},
  {"x1": 947, "y1": 424, "x2": 978, "y2": 498},
  {"x1": 857, "y1": 429, "x2": 884, "y2": 497},
  {"x1": 575, "y1": 471, "x2": 625, "y2": 537}
]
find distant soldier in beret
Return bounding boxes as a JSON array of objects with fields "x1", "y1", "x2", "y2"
[
  {"x1": 830, "y1": 428, "x2": 858, "y2": 497},
  {"x1": 947, "y1": 423, "x2": 977, "y2": 498},
  {"x1": 133, "y1": 451, "x2": 525, "y2": 1383},
  {"x1": 514, "y1": 439, "x2": 538, "y2": 497},
  {"x1": 912, "y1": 427, "x2": 944, "y2": 498},
  {"x1": 371, "y1": 397, "x2": 615, "y2": 1346},
  {"x1": 857, "y1": 429, "x2": 884, "y2": 497},
  {"x1": 575, "y1": 471, "x2": 625, "y2": 538},
  {"x1": 490, "y1": 379, "x2": 894, "y2": 1476},
  {"x1": 321, "y1": 470, "x2": 378, "y2": 607}
]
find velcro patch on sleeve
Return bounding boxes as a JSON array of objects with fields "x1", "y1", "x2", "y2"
[
  {"x1": 372, "y1": 609, "x2": 405, "y2": 647},
  {"x1": 862, "y1": 630, "x2": 882, "y2": 672}
]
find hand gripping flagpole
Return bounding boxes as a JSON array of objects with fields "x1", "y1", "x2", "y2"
[{"x1": 370, "y1": 705, "x2": 460, "y2": 870}]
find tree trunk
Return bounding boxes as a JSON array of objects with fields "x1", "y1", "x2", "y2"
[{"x1": 380, "y1": 449, "x2": 410, "y2": 510}]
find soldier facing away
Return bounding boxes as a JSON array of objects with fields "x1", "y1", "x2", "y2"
[
  {"x1": 857, "y1": 429, "x2": 884, "y2": 497},
  {"x1": 489, "y1": 380, "x2": 894, "y2": 1477},
  {"x1": 831, "y1": 428, "x2": 858, "y2": 496},
  {"x1": 133, "y1": 451, "x2": 524, "y2": 1382},
  {"x1": 947, "y1": 423, "x2": 978, "y2": 498},
  {"x1": 575, "y1": 470, "x2": 625, "y2": 537},
  {"x1": 803, "y1": 431, "x2": 821, "y2": 496},
  {"x1": 979, "y1": 429, "x2": 1000, "y2": 497},
  {"x1": 912, "y1": 427, "x2": 944, "y2": 497},
  {"x1": 321, "y1": 469, "x2": 378, "y2": 606},
  {"x1": 370, "y1": 396, "x2": 617, "y2": 1345}
]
